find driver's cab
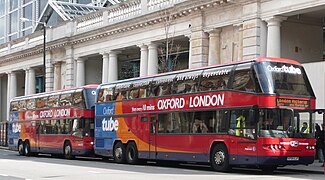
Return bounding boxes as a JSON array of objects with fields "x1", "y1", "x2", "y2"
[{"x1": 258, "y1": 108, "x2": 314, "y2": 138}]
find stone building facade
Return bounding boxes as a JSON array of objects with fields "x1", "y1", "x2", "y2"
[{"x1": 0, "y1": 0, "x2": 325, "y2": 123}]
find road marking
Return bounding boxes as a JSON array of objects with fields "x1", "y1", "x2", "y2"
[
  {"x1": 0, "y1": 174, "x2": 9, "y2": 176},
  {"x1": 88, "y1": 171, "x2": 102, "y2": 174}
]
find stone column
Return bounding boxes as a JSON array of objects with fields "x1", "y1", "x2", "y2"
[
  {"x1": 53, "y1": 63, "x2": 62, "y2": 90},
  {"x1": 45, "y1": 52, "x2": 54, "y2": 92},
  {"x1": 65, "y1": 47, "x2": 75, "y2": 88},
  {"x1": 208, "y1": 28, "x2": 221, "y2": 65},
  {"x1": 190, "y1": 12, "x2": 209, "y2": 68},
  {"x1": 101, "y1": 52, "x2": 109, "y2": 83},
  {"x1": 76, "y1": 57, "x2": 86, "y2": 86},
  {"x1": 28, "y1": 68, "x2": 36, "y2": 95},
  {"x1": 260, "y1": 20, "x2": 267, "y2": 57},
  {"x1": 265, "y1": 16, "x2": 287, "y2": 58},
  {"x1": 139, "y1": 44, "x2": 148, "y2": 77},
  {"x1": 147, "y1": 43, "x2": 158, "y2": 75},
  {"x1": 24, "y1": 69, "x2": 29, "y2": 95},
  {"x1": 237, "y1": 25, "x2": 243, "y2": 60},
  {"x1": 108, "y1": 51, "x2": 119, "y2": 82},
  {"x1": 7, "y1": 72, "x2": 17, "y2": 118},
  {"x1": 186, "y1": 35, "x2": 192, "y2": 69}
]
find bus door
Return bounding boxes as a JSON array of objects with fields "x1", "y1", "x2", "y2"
[
  {"x1": 149, "y1": 115, "x2": 158, "y2": 159},
  {"x1": 234, "y1": 109, "x2": 258, "y2": 164}
]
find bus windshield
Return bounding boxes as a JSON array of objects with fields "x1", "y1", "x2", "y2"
[
  {"x1": 255, "y1": 62, "x2": 314, "y2": 96},
  {"x1": 258, "y1": 109, "x2": 313, "y2": 138}
]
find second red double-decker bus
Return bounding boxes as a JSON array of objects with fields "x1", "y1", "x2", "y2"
[
  {"x1": 8, "y1": 85, "x2": 97, "y2": 159},
  {"x1": 94, "y1": 57, "x2": 316, "y2": 172}
]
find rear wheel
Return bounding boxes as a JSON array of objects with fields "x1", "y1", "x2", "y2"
[
  {"x1": 114, "y1": 142, "x2": 126, "y2": 163},
  {"x1": 24, "y1": 141, "x2": 31, "y2": 156},
  {"x1": 18, "y1": 141, "x2": 24, "y2": 156},
  {"x1": 64, "y1": 141, "x2": 74, "y2": 159},
  {"x1": 210, "y1": 144, "x2": 230, "y2": 172},
  {"x1": 126, "y1": 142, "x2": 139, "y2": 164}
]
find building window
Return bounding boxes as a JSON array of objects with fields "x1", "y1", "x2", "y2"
[
  {"x1": 0, "y1": 0, "x2": 5, "y2": 16},
  {"x1": 0, "y1": 17, "x2": 4, "y2": 38},
  {"x1": 9, "y1": 11, "x2": 18, "y2": 33},
  {"x1": 23, "y1": 0, "x2": 33, "y2": 4},
  {"x1": 23, "y1": 4, "x2": 33, "y2": 28},
  {"x1": 10, "y1": 0, "x2": 19, "y2": 11}
]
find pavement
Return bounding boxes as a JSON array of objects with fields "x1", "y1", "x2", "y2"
[
  {"x1": 278, "y1": 160, "x2": 324, "y2": 174},
  {"x1": 0, "y1": 145, "x2": 324, "y2": 174}
]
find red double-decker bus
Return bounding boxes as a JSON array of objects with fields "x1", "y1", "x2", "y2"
[
  {"x1": 94, "y1": 57, "x2": 316, "y2": 172},
  {"x1": 8, "y1": 85, "x2": 97, "y2": 159}
]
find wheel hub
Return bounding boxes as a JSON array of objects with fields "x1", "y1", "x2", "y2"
[
  {"x1": 214, "y1": 151, "x2": 225, "y2": 165},
  {"x1": 115, "y1": 147, "x2": 122, "y2": 159}
]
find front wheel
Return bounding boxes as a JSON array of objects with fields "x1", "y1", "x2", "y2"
[
  {"x1": 24, "y1": 141, "x2": 31, "y2": 156},
  {"x1": 64, "y1": 142, "x2": 74, "y2": 159},
  {"x1": 113, "y1": 142, "x2": 126, "y2": 163},
  {"x1": 126, "y1": 142, "x2": 139, "y2": 164},
  {"x1": 210, "y1": 144, "x2": 230, "y2": 172},
  {"x1": 18, "y1": 141, "x2": 24, "y2": 156}
]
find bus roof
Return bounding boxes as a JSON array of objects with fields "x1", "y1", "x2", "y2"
[
  {"x1": 99, "y1": 57, "x2": 302, "y2": 87},
  {"x1": 11, "y1": 84, "x2": 98, "y2": 102}
]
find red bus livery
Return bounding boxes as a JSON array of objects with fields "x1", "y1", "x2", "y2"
[
  {"x1": 94, "y1": 57, "x2": 316, "y2": 172},
  {"x1": 8, "y1": 85, "x2": 98, "y2": 159}
]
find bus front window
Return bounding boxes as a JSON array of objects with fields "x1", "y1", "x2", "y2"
[{"x1": 258, "y1": 109, "x2": 293, "y2": 138}]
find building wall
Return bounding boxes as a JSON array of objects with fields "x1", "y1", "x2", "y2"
[
  {"x1": 85, "y1": 56, "x2": 102, "y2": 85},
  {"x1": 303, "y1": 61, "x2": 325, "y2": 124},
  {"x1": 282, "y1": 19, "x2": 323, "y2": 63}
]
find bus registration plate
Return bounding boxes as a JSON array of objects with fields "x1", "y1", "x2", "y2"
[{"x1": 287, "y1": 157, "x2": 299, "y2": 161}]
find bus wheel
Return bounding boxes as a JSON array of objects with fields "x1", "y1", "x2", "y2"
[
  {"x1": 24, "y1": 141, "x2": 31, "y2": 156},
  {"x1": 126, "y1": 142, "x2": 139, "y2": 164},
  {"x1": 210, "y1": 144, "x2": 230, "y2": 172},
  {"x1": 64, "y1": 142, "x2": 74, "y2": 159},
  {"x1": 18, "y1": 141, "x2": 24, "y2": 156},
  {"x1": 114, "y1": 142, "x2": 126, "y2": 163}
]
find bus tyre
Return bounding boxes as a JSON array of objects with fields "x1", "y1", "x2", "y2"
[
  {"x1": 24, "y1": 141, "x2": 31, "y2": 156},
  {"x1": 64, "y1": 141, "x2": 74, "y2": 159},
  {"x1": 211, "y1": 144, "x2": 230, "y2": 172},
  {"x1": 18, "y1": 141, "x2": 24, "y2": 156},
  {"x1": 114, "y1": 142, "x2": 126, "y2": 163},
  {"x1": 126, "y1": 142, "x2": 139, "y2": 164}
]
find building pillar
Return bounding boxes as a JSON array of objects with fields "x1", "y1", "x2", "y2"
[
  {"x1": 45, "y1": 52, "x2": 54, "y2": 92},
  {"x1": 260, "y1": 20, "x2": 267, "y2": 57},
  {"x1": 190, "y1": 12, "x2": 209, "y2": 68},
  {"x1": 237, "y1": 25, "x2": 243, "y2": 60},
  {"x1": 265, "y1": 16, "x2": 287, "y2": 58},
  {"x1": 101, "y1": 52, "x2": 109, "y2": 83},
  {"x1": 208, "y1": 28, "x2": 221, "y2": 65},
  {"x1": 53, "y1": 63, "x2": 61, "y2": 90},
  {"x1": 7, "y1": 72, "x2": 17, "y2": 118},
  {"x1": 139, "y1": 44, "x2": 148, "y2": 77},
  {"x1": 76, "y1": 57, "x2": 86, "y2": 86},
  {"x1": 147, "y1": 43, "x2": 158, "y2": 75},
  {"x1": 108, "y1": 51, "x2": 119, "y2": 82},
  {"x1": 65, "y1": 47, "x2": 75, "y2": 88},
  {"x1": 186, "y1": 35, "x2": 192, "y2": 69},
  {"x1": 28, "y1": 68, "x2": 36, "y2": 95},
  {"x1": 24, "y1": 69, "x2": 29, "y2": 95}
]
